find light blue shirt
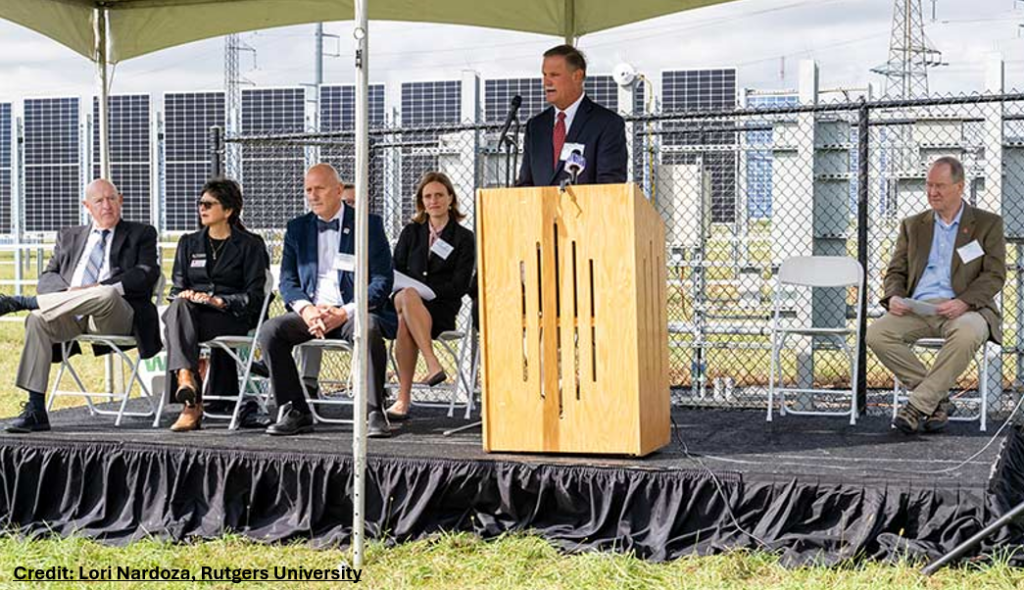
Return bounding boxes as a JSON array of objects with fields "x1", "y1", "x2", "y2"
[{"x1": 912, "y1": 203, "x2": 964, "y2": 301}]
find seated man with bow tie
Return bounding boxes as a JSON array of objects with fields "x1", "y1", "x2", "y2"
[
  {"x1": 258, "y1": 163, "x2": 396, "y2": 437},
  {"x1": 0, "y1": 178, "x2": 161, "y2": 433}
]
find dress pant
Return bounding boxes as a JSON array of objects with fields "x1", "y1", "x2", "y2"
[
  {"x1": 16, "y1": 286, "x2": 135, "y2": 394},
  {"x1": 257, "y1": 311, "x2": 386, "y2": 414},
  {"x1": 162, "y1": 298, "x2": 251, "y2": 400},
  {"x1": 866, "y1": 306, "x2": 989, "y2": 414}
]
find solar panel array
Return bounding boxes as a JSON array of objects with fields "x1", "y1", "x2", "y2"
[
  {"x1": 0, "y1": 103, "x2": 11, "y2": 234},
  {"x1": 23, "y1": 98, "x2": 81, "y2": 232},
  {"x1": 662, "y1": 69, "x2": 737, "y2": 223},
  {"x1": 400, "y1": 81, "x2": 462, "y2": 220},
  {"x1": 319, "y1": 84, "x2": 386, "y2": 215},
  {"x1": 241, "y1": 87, "x2": 306, "y2": 230},
  {"x1": 164, "y1": 91, "x2": 224, "y2": 231},
  {"x1": 745, "y1": 93, "x2": 799, "y2": 219},
  {"x1": 92, "y1": 95, "x2": 152, "y2": 224}
]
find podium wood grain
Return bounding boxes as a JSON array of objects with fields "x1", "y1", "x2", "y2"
[{"x1": 476, "y1": 183, "x2": 670, "y2": 456}]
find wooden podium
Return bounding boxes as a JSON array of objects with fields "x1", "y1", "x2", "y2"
[{"x1": 476, "y1": 183, "x2": 670, "y2": 456}]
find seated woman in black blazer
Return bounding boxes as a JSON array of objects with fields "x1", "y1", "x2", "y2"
[
  {"x1": 386, "y1": 171, "x2": 475, "y2": 421},
  {"x1": 164, "y1": 178, "x2": 269, "y2": 432}
]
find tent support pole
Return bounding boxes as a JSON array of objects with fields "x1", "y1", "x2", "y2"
[{"x1": 352, "y1": 0, "x2": 370, "y2": 572}]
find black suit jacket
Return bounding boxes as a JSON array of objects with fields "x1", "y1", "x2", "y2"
[
  {"x1": 169, "y1": 227, "x2": 269, "y2": 327},
  {"x1": 391, "y1": 219, "x2": 475, "y2": 329},
  {"x1": 38, "y1": 219, "x2": 162, "y2": 359},
  {"x1": 516, "y1": 95, "x2": 628, "y2": 187}
]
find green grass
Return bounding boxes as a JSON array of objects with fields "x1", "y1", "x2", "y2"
[
  {"x1": 0, "y1": 244, "x2": 1022, "y2": 588},
  {"x1": 0, "y1": 533, "x2": 1022, "y2": 589}
]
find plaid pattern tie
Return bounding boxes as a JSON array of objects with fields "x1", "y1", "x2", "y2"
[{"x1": 80, "y1": 229, "x2": 110, "y2": 287}]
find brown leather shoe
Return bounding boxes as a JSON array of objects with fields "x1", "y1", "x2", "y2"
[
  {"x1": 170, "y1": 403, "x2": 203, "y2": 432},
  {"x1": 176, "y1": 369, "x2": 199, "y2": 406},
  {"x1": 923, "y1": 399, "x2": 953, "y2": 433},
  {"x1": 893, "y1": 402, "x2": 926, "y2": 434}
]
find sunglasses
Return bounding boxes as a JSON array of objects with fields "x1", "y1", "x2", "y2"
[{"x1": 196, "y1": 199, "x2": 221, "y2": 210}]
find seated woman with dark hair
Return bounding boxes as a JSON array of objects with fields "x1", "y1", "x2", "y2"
[
  {"x1": 164, "y1": 178, "x2": 269, "y2": 432},
  {"x1": 386, "y1": 171, "x2": 475, "y2": 421}
]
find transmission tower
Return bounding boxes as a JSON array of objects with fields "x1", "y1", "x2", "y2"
[
  {"x1": 224, "y1": 33, "x2": 255, "y2": 178},
  {"x1": 871, "y1": 0, "x2": 943, "y2": 98}
]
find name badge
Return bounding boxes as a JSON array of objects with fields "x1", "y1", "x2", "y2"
[
  {"x1": 431, "y1": 238, "x2": 454, "y2": 260},
  {"x1": 957, "y1": 240, "x2": 984, "y2": 264},
  {"x1": 559, "y1": 142, "x2": 585, "y2": 162},
  {"x1": 333, "y1": 252, "x2": 356, "y2": 272},
  {"x1": 190, "y1": 254, "x2": 206, "y2": 268}
]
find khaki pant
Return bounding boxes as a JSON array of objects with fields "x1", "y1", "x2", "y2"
[
  {"x1": 16, "y1": 286, "x2": 134, "y2": 394},
  {"x1": 865, "y1": 308, "x2": 988, "y2": 415}
]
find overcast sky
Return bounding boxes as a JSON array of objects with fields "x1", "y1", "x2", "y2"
[{"x1": 0, "y1": 0, "x2": 1022, "y2": 105}]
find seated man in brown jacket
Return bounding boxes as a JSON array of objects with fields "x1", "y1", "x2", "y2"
[{"x1": 867, "y1": 156, "x2": 1005, "y2": 434}]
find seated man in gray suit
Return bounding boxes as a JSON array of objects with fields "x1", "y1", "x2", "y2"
[{"x1": 0, "y1": 178, "x2": 161, "y2": 432}]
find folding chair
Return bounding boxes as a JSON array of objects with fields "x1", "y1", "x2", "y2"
[
  {"x1": 296, "y1": 338, "x2": 358, "y2": 425},
  {"x1": 891, "y1": 338, "x2": 991, "y2": 432},
  {"x1": 387, "y1": 323, "x2": 479, "y2": 419},
  {"x1": 48, "y1": 273, "x2": 167, "y2": 426},
  {"x1": 194, "y1": 265, "x2": 278, "y2": 430},
  {"x1": 766, "y1": 256, "x2": 864, "y2": 425}
]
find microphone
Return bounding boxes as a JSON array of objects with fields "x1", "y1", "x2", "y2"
[
  {"x1": 497, "y1": 95, "x2": 523, "y2": 148},
  {"x1": 567, "y1": 149, "x2": 586, "y2": 185}
]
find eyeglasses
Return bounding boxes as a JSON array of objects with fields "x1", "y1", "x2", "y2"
[{"x1": 196, "y1": 199, "x2": 220, "y2": 210}]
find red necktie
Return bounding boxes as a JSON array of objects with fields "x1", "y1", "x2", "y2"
[{"x1": 552, "y1": 111, "x2": 566, "y2": 167}]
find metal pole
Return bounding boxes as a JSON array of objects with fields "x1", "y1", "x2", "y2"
[
  {"x1": 96, "y1": 7, "x2": 110, "y2": 180},
  {"x1": 856, "y1": 99, "x2": 870, "y2": 415},
  {"x1": 352, "y1": 0, "x2": 370, "y2": 570},
  {"x1": 209, "y1": 126, "x2": 224, "y2": 178},
  {"x1": 922, "y1": 497, "x2": 1024, "y2": 575}
]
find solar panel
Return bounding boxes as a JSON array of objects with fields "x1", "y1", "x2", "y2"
[
  {"x1": 319, "y1": 84, "x2": 386, "y2": 216},
  {"x1": 662, "y1": 69, "x2": 738, "y2": 223},
  {"x1": 164, "y1": 91, "x2": 225, "y2": 231},
  {"x1": 400, "y1": 81, "x2": 461, "y2": 220},
  {"x1": 745, "y1": 94, "x2": 799, "y2": 219},
  {"x1": 240, "y1": 87, "x2": 306, "y2": 230},
  {"x1": 23, "y1": 97, "x2": 80, "y2": 232},
  {"x1": 92, "y1": 94, "x2": 151, "y2": 224},
  {"x1": 0, "y1": 103, "x2": 11, "y2": 234},
  {"x1": 484, "y1": 75, "x2": 619, "y2": 123}
]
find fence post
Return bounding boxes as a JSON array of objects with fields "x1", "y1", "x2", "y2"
[
  {"x1": 856, "y1": 99, "x2": 870, "y2": 414},
  {"x1": 209, "y1": 125, "x2": 224, "y2": 178}
]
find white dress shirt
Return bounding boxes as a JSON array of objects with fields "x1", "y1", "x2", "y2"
[
  {"x1": 292, "y1": 207, "x2": 356, "y2": 319},
  {"x1": 70, "y1": 224, "x2": 123, "y2": 294},
  {"x1": 554, "y1": 92, "x2": 586, "y2": 137}
]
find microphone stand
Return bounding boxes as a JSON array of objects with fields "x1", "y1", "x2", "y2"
[{"x1": 501, "y1": 115, "x2": 520, "y2": 188}]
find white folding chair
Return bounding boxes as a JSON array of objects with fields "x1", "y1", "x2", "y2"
[
  {"x1": 296, "y1": 338, "x2": 358, "y2": 425},
  {"x1": 195, "y1": 265, "x2": 278, "y2": 430},
  {"x1": 48, "y1": 273, "x2": 167, "y2": 426},
  {"x1": 387, "y1": 324, "x2": 479, "y2": 419},
  {"x1": 891, "y1": 338, "x2": 991, "y2": 432},
  {"x1": 766, "y1": 256, "x2": 864, "y2": 425}
]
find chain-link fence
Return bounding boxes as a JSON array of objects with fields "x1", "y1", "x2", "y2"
[{"x1": 217, "y1": 91, "x2": 1024, "y2": 417}]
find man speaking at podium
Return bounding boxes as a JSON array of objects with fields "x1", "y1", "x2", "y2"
[{"x1": 516, "y1": 45, "x2": 628, "y2": 187}]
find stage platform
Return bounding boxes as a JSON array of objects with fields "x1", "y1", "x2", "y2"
[{"x1": 1, "y1": 402, "x2": 1022, "y2": 566}]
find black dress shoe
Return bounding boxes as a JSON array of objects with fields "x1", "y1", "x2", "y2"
[
  {"x1": 386, "y1": 408, "x2": 410, "y2": 422},
  {"x1": 266, "y1": 402, "x2": 314, "y2": 436},
  {"x1": 237, "y1": 402, "x2": 271, "y2": 429},
  {"x1": 422, "y1": 370, "x2": 447, "y2": 388},
  {"x1": 5, "y1": 404, "x2": 51, "y2": 433},
  {"x1": 368, "y1": 410, "x2": 392, "y2": 438},
  {"x1": 0, "y1": 294, "x2": 33, "y2": 317}
]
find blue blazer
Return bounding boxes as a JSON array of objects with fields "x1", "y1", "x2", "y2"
[
  {"x1": 279, "y1": 205, "x2": 397, "y2": 338},
  {"x1": 516, "y1": 95, "x2": 628, "y2": 187}
]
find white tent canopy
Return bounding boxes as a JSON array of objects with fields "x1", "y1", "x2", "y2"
[
  {"x1": 1, "y1": 0, "x2": 744, "y2": 569},
  {"x1": 1, "y1": 0, "x2": 739, "y2": 62}
]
